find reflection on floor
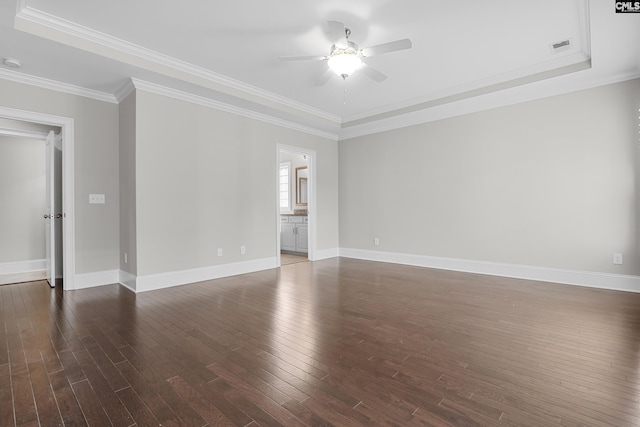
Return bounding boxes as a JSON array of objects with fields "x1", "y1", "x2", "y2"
[{"x1": 280, "y1": 253, "x2": 308, "y2": 266}]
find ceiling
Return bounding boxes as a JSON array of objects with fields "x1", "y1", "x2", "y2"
[{"x1": 1, "y1": 0, "x2": 639, "y2": 140}]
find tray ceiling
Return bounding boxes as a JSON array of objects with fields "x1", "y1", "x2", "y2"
[{"x1": 1, "y1": 0, "x2": 639, "y2": 139}]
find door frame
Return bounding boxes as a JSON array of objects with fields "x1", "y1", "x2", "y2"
[
  {"x1": 276, "y1": 144, "x2": 316, "y2": 266},
  {"x1": 0, "y1": 106, "x2": 75, "y2": 290}
]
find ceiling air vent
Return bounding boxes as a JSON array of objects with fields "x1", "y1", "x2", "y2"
[{"x1": 550, "y1": 38, "x2": 572, "y2": 54}]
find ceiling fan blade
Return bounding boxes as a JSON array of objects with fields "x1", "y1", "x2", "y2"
[
  {"x1": 314, "y1": 68, "x2": 333, "y2": 86},
  {"x1": 361, "y1": 39, "x2": 412, "y2": 57},
  {"x1": 327, "y1": 20, "x2": 348, "y2": 48},
  {"x1": 279, "y1": 55, "x2": 328, "y2": 61},
  {"x1": 360, "y1": 62, "x2": 387, "y2": 83}
]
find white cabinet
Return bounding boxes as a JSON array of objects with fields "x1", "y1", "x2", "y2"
[
  {"x1": 296, "y1": 224, "x2": 308, "y2": 252},
  {"x1": 280, "y1": 222, "x2": 297, "y2": 252},
  {"x1": 280, "y1": 216, "x2": 308, "y2": 254}
]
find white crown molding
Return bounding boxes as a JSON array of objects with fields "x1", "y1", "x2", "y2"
[
  {"x1": 339, "y1": 248, "x2": 640, "y2": 294},
  {"x1": 15, "y1": 5, "x2": 341, "y2": 125},
  {"x1": 2, "y1": 55, "x2": 635, "y2": 144},
  {"x1": 11, "y1": 0, "x2": 634, "y2": 143},
  {"x1": 339, "y1": 70, "x2": 640, "y2": 141},
  {"x1": 14, "y1": 1, "x2": 592, "y2": 130},
  {"x1": 128, "y1": 78, "x2": 340, "y2": 141},
  {"x1": 114, "y1": 79, "x2": 135, "y2": 103},
  {"x1": 343, "y1": 53, "x2": 591, "y2": 125},
  {"x1": 0, "y1": 67, "x2": 117, "y2": 103}
]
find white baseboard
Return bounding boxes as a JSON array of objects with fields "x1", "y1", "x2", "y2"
[
  {"x1": 134, "y1": 257, "x2": 278, "y2": 293},
  {"x1": 313, "y1": 248, "x2": 340, "y2": 261},
  {"x1": 0, "y1": 270, "x2": 46, "y2": 285},
  {"x1": 73, "y1": 270, "x2": 120, "y2": 290},
  {"x1": 0, "y1": 259, "x2": 46, "y2": 274},
  {"x1": 118, "y1": 270, "x2": 137, "y2": 292},
  {"x1": 339, "y1": 248, "x2": 640, "y2": 294},
  {"x1": 0, "y1": 259, "x2": 46, "y2": 285}
]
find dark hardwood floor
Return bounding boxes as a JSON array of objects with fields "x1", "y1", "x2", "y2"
[{"x1": 2, "y1": 257, "x2": 640, "y2": 426}]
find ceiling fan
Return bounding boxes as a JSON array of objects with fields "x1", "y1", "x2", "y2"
[{"x1": 280, "y1": 21, "x2": 412, "y2": 85}]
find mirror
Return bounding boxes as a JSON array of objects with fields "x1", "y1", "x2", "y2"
[{"x1": 296, "y1": 166, "x2": 308, "y2": 206}]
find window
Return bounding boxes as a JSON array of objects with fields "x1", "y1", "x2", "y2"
[{"x1": 279, "y1": 161, "x2": 291, "y2": 212}]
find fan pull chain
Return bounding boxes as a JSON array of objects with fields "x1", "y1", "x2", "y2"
[{"x1": 343, "y1": 79, "x2": 349, "y2": 105}]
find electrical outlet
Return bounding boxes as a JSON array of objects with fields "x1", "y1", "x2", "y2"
[
  {"x1": 240, "y1": 246, "x2": 246, "y2": 255},
  {"x1": 613, "y1": 253, "x2": 623, "y2": 265},
  {"x1": 89, "y1": 194, "x2": 105, "y2": 204},
  {"x1": 374, "y1": 237, "x2": 380, "y2": 246},
  {"x1": 124, "y1": 253, "x2": 128, "y2": 264},
  {"x1": 217, "y1": 248, "x2": 223, "y2": 257}
]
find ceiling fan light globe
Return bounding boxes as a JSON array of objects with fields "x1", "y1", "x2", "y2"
[{"x1": 328, "y1": 53, "x2": 362, "y2": 78}]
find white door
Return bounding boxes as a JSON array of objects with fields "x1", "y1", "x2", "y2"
[
  {"x1": 45, "y1": 131, "x2": 55, "y2": 287},
  {"x1": 45, "y1": 131, "x2": 62, "y2": 288}
]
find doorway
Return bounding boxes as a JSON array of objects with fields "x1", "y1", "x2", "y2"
[
  {"x1": 0, "y1": 123, "x2": 62, "y2": 287},
  {"x1": 276, "y1": 145, "x2": 316, "y2": 267},
  {"x1": 0, "y1": 107, "x2": 75, "y2": 290}
]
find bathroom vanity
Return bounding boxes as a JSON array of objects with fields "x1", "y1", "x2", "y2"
[{"x1": 280, "y1": 215, "x2": 308, "y2": 254}]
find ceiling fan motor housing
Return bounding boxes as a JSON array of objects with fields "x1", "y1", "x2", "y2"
[
  {"x1": 331, "y1": 40, "x2": 360, "y2": 56},
  {"x1": 328, "y1": 40, "x2": 362, "y2": 78}
]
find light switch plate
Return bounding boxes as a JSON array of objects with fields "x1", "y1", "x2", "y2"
[{"x1": 89, "y1": 194, "x2": 105, "y2": 204}]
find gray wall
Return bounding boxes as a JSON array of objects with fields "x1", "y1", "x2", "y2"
[
  {"x1": 2, "y1": 75, "x2": 637, "y2": 284},
  {"x1": 0, "y1": 135, "x2": 46, "y2": 263},
  {"x1": 133, "y1": 90, "x2": 339, "y2": 276},
  {"x1": 339, "y1": 79, "x2": 640, "y2": 276},
  {"x1": 0, "y1": 79, "x2": 120, "y2": 274},
  {"x1": 119, "y1": 91, "x2": 137, "y2": 276}
]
